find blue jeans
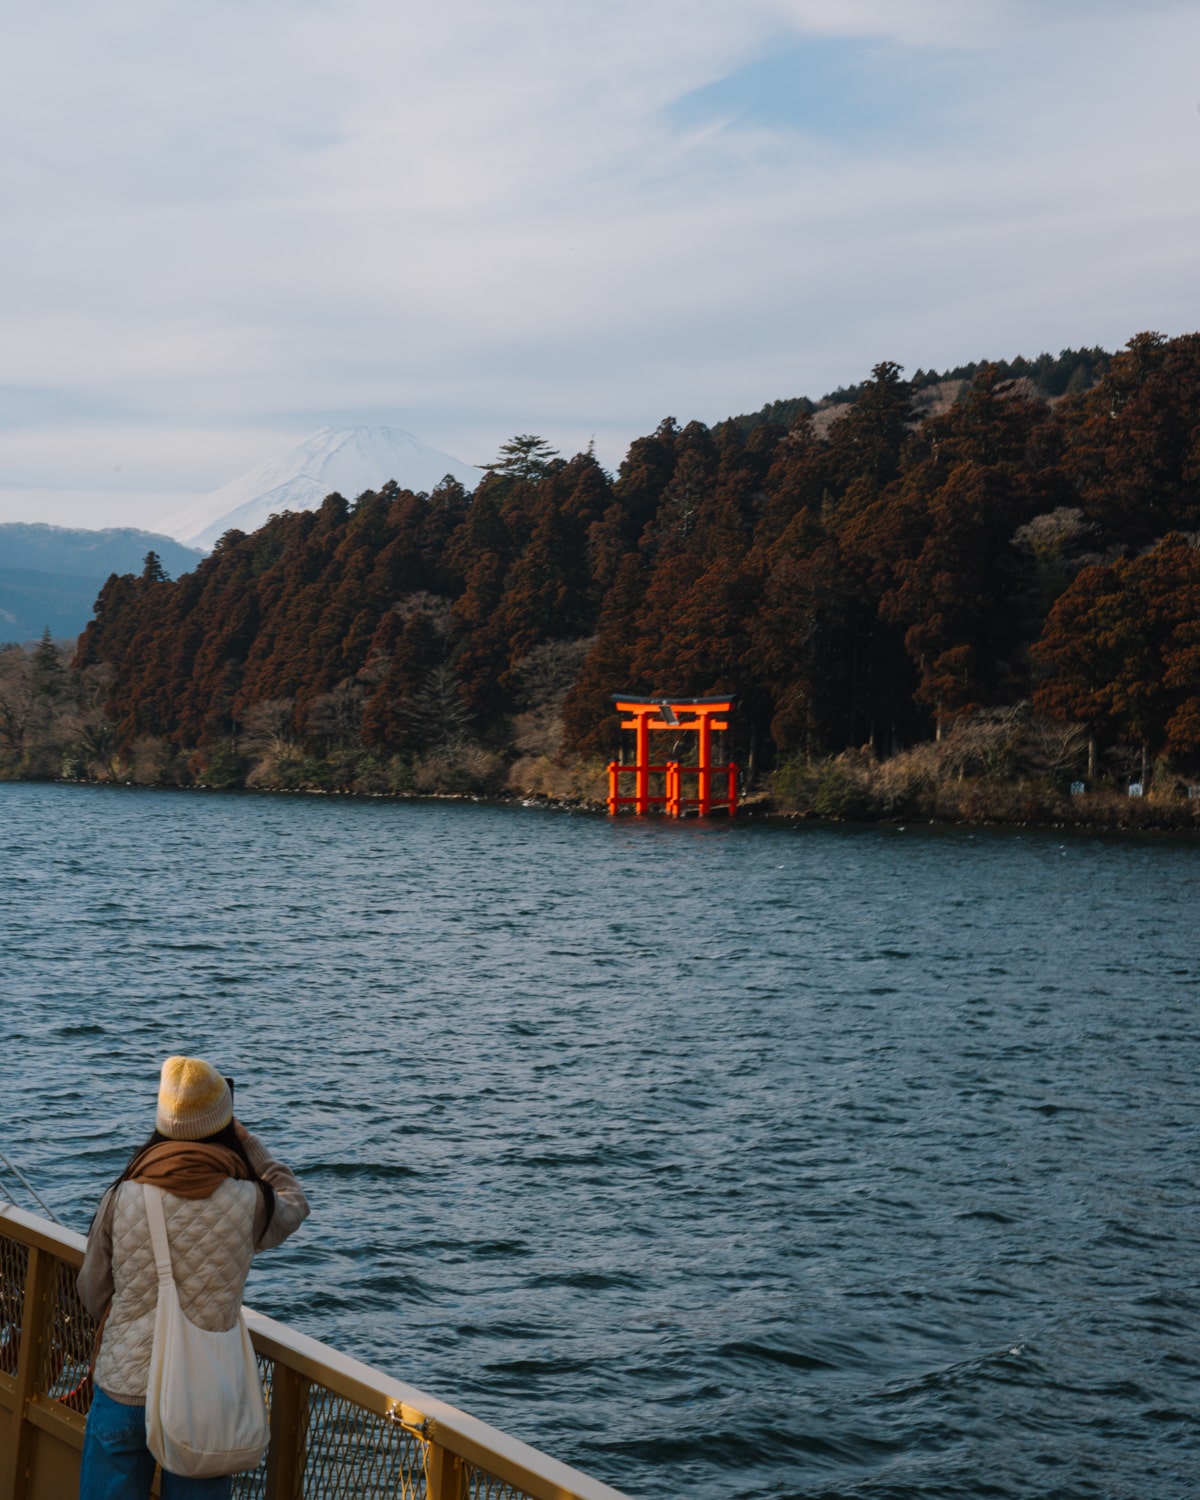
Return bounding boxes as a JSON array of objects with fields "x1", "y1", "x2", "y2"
[{"x1": 79, "y1": 1386, "x2": 233, "y2": 1500}]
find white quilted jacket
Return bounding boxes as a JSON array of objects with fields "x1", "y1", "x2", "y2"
[
  {"x1": 95, "y1": 1178, "x2": 257, "y2": 1402},
  {"x1": 78, "y1": 1133, "x2": 309, "y2": 1404}
]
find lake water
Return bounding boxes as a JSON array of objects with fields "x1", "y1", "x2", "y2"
[{"x1": 2, "y1": 783, "x2": 1197, "y2": 1499}]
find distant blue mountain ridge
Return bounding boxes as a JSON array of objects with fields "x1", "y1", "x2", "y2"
[{"x1": 0, "y1": 523, "x2": 203, "y2": 644}]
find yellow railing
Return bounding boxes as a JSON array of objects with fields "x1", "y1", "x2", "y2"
[{"x1": 0, "y1": 1204, "x2": 631, "y2": 1500}]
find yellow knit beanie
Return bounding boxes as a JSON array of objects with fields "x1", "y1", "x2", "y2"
[{"x1": 156, "y1": 1056, "x2": 234, "y2": 1141}]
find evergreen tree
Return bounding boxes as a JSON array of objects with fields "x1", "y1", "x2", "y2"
[
  {"x1": 826, "y1": 360, "x2": 915, "y2": 494},
  {"x1": 1033, "y1": 534, "x2": 1200, "y2": 764},
  {"x1": 483, "y1": 434, "x2": 561, "y2": 482},
  {"x1": 32, "y1": 627, "x2": 67, "y2": 698}
]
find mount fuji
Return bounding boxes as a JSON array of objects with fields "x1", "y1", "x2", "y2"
[{"x1": 158, "y1": 427, "x2": 483, "y2": 551}]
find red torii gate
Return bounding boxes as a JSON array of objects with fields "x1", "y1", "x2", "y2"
[{"x1": 607, "y1": 695, "x2": 738, "y2": 817}]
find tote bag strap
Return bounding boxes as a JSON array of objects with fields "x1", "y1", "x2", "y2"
[{"x1": 142, "y1": 1184, "x2": 176, "y2": 1289}]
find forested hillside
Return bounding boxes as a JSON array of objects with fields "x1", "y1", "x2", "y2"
[{"x1": 4, "y1": 332, "x2": 1199, "y2": 819}]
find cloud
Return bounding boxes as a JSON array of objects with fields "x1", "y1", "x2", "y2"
[
  {"x1": 1, "y1": 1, "x2": 1199, "y2": 521},
  {"x1": 766, "y1": 0, "x2": 1007, "y2": 47}
]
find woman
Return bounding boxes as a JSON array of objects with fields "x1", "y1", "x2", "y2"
[{"x1": 77, "y1": 1056, "x2": 310, "y2": 1499}]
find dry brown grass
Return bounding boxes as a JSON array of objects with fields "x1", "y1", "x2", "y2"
[
  {"x1": 769, "y1": 709, "x2": 1200, "y2": 830},
  {"x1": 412, "y1": 742, "x2": 506, "y2": 796},
  {"x1": 505, "y1": 753, "x2": 608, "y2": 804}
]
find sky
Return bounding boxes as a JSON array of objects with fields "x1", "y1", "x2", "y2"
[{"x1": 2, "y1": 0, "x2": 1199, "y2": 533}]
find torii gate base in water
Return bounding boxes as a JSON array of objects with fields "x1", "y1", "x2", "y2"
[{"x1": 607, "y1": 696, "x2": 738, "y2": 817}]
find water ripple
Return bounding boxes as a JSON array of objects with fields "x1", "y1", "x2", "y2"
[{"x1": 1, "y1": 783, "x2": 1198, "y2": 1500}]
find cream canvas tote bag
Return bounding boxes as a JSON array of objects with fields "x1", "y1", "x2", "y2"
[{"x1": 142, "y1": 1183, "x2": 270, "y2": 1477}]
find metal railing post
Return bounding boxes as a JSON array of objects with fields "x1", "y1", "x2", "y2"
[
  {"x1": 264, "y1": 1363, "x2": 309, "y2": 1500},
  {"x1": 425, "y1": 1438, "x2": 465, "y2": 1500},
  {"x1": 0, "y1": 1245, "x2": 56, "y2": 1500}
]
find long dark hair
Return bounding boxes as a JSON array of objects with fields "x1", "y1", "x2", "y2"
[{"x1": 111, "y1": 1123, "x2": 275, "y2": 1235}]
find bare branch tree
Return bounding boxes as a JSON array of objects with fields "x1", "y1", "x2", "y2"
[
  {"x1": 242, "y1": 698, "x2": 299, "y2": 757},
  {"x1": 306, "y1": 683, "x2": 364, "y2": 752}
]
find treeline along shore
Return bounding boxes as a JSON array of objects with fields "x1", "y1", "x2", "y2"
[{"x1": 3, "y1": 332, "x2": 1200, "y2": 830}]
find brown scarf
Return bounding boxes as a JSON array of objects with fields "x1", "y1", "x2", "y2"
[{"x1": 128, "y1": 1141, "x2": 250, "y2": 1199}]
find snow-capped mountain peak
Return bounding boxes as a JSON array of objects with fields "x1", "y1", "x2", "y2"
[{"x1": 158, "y1": 426, "x2": 482, "y2": 550}]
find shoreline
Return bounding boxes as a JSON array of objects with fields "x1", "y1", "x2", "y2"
[{"x1": 5, "y1": 770, "x2": 1199, "y2": 836}]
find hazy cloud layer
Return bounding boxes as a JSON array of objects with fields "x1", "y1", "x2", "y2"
[{"x1": 2, "y1": 0, "x2": 1198, "y2": 526}]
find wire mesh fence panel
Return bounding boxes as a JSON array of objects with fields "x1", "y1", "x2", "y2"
[
  {"x1": 0, "y1": 1233, "x2": 29, "y2": 1388},
  {"x1": 0, "y1": 1222, "x2": 627, "y2": 1500},
  {"x1": 39, "y1": 1255, "x2": 97, "y2": 1414},
  {"x1": 463, "y1": 1466, "x2": 537, "y2": 1500},
  {"x1": 300, "y1": 1381, "x2": 427, "y2": 1500},
  {"x1": 231, "y1": 1350, "x2": 275, "y2": 1500}
]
